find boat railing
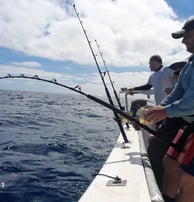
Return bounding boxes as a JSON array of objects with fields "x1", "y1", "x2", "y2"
[
  {"x1": 119, "y1": 88, "x2": 164, "y2": 202},
  {"x1": 139, "y1": 130, "x2": 164, "y2": 202},
  {"x1": 119, "y1": 88, "x2": 154, "y2": 111}
]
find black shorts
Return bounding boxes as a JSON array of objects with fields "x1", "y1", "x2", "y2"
[{"x1": 158, "y1": 117, "x2": 188, "y2": 139}]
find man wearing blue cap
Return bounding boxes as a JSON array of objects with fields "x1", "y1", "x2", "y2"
[{"x1": 144, "y1": 17, "x2": 194, "y2": 202}]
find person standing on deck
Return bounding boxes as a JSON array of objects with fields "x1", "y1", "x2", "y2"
[
  {"x1": 147, "y1": 60, "x2": 187, "y2": 191},
  {"x1": 128, "y1": 55, "x2": 178, "y2": 190},
  {"x1": 127, "y1": 55, "x2": 175, "y2": 105},
  {"x1": 144, "y1": 17, "x2": 194, "y2": 202}
]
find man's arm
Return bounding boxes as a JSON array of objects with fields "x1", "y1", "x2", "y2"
[{"x1": 128, "y1": 84, "x2": 152, "y2": 93}]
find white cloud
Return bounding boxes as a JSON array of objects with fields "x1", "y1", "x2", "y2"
[
  {"x1": 11, "y1": 61, "x2": 42, "y2": 68},
  {"x1": 0, "y1": 64, "x2": 81, "y2": 94},
  {"x1": 0, "y1": 0, "x2": 191, "y2": 68},
  {"x1": 0, "y1": 63, "x2": 150, "y2": 95},
  {"x1": 0, "y1": 0, "x2": 192, "y2": 96}
]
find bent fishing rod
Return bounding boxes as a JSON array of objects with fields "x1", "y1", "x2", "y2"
[
  {"x1": 73, "y1": 4, "x2": 128, "y2": 142},
  {"x1": 0, "y1": 74, "x2": 158, "y2": 137}
]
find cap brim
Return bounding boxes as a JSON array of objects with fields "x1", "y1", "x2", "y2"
[
  {"x1": 171, "y1": 29, "x2": 185, "y2": 39},
  {"x1": 169, "y1": 61, "x2": 187, "y2": 70}
]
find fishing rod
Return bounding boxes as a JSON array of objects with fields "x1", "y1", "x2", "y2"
[
  {"x1": 0, "y1": 74, "x2": 158, "y2": 136},
  {"x1": 73, "y1": 4, "x2": 129, "y2": 143},
  {"x1": 95, "y1": 40, "x2": 124, "y2": 111},
  {"x1": 95, "y1": 39, "x2": 130, "y2": 129}
]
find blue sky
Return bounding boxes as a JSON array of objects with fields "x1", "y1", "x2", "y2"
[
  {"x1": 165, "y1": 0, "x2": 193, "y2": 19},
  {"x1": 0, "y1": 0, "x2": 193, "y2": 95}
]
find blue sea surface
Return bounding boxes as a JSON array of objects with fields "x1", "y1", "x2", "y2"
[{"x1": 0, "y1": 90, "x2": 119, "y2": 202}]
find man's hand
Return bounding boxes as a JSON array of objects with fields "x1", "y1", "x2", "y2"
[
  {"x1": 127, "y1": 88, "x2": 135, "y2": 94},
  {"x1": 144, "y1": 106, "x2": 167, "y2": 124}
]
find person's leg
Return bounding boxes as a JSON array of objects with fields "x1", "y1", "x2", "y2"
[
  {"x1": 148, "y1": 118, "x2": 187, "y2": 196},
  {"x1": 163, "y1": 155, "x2": 179, "y2": 200},
  {"x1": 147, "y1": 137, "x2": 169, "y2": 190},
  {"x1": 178, "y1": 169, "x2": 194, "y2": 202},
  {"x1": 158, "y1": 118, "x2": 188, "y2": 199},
  {"x1": 178, "y1": 161, "x2": 194, "y2": 202}
]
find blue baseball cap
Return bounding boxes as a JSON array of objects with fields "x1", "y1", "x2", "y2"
[{"x1": 172, "y1": 17, "x2": 194, "y2": 39}]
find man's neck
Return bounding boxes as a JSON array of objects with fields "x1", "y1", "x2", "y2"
[{"x1": 155, "y1": 65, "x2": 163, "y2": 72}]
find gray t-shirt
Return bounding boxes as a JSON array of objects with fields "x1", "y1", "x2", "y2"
[{"x1": 148, "y1": 66, "x2": 175, "y2": 105}]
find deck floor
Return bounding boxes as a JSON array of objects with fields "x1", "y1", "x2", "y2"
[{"x1": 79, "y1": 125, "x2": 152, "y2": 202}]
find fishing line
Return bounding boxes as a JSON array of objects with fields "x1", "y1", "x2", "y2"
[
  {"x1": 73, "y1": 4, "x2": 129, "y2": 143},
  {"x1": 94, "y1": 40, "x2": 124, "y2": 111},
  {"x1": 95, "y1": 40, "x2": 130, "y2": 129},
  {"x1": 0, "y1": 74, "x2": 158, "y2": 136}
]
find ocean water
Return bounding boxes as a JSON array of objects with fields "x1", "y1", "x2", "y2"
[{"x1": 0, "y1": 90, "x2": 119, "y2": 202}]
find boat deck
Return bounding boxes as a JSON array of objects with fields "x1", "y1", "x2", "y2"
[{"x1": 79, "y1": 125, "x2": 163, "y2": 202}]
